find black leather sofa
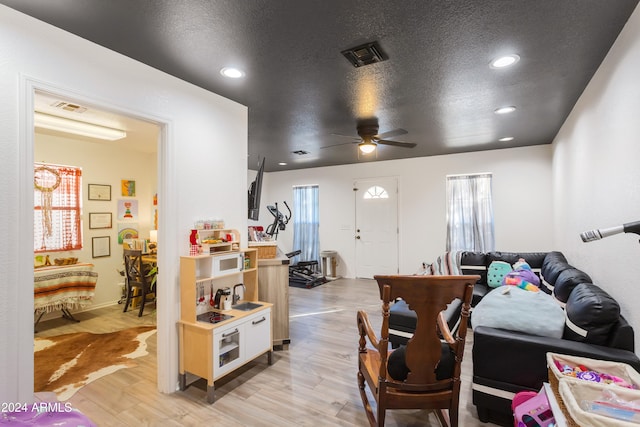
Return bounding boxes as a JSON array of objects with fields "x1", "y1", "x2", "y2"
[{"x1": 462, "y1": 251, "x2": 640, "y2": 426}]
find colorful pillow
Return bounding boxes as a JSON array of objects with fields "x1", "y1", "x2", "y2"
[{"x1": 488, "y1": 261, "x2": 511, "y2": 288}]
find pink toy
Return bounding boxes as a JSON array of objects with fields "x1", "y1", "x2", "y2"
[{"x1": 512, "y1": 388, "x2": 556, "y2": 427}]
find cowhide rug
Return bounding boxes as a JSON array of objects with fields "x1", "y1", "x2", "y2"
[{"x1": 34, "y1": 326, "x2": 156, "y2": 401}]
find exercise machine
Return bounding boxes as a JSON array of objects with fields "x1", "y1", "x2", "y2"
[
  {"x1": 265, "y1": 201, "x2": 291, "y2": 240},
  {"x1": 286, "y1": 250, "x2": 328, "y2": 289}
]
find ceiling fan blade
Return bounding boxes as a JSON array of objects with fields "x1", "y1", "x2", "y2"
[
  {"x1": 330, "y1": 132, "x2": 359, "y2": 140},
  {"x1": 375, "y1": 128, "x2": 408, "y2": 139},
  {"x1": 321, "y1": 141, "x2": 355, "y2": 149},
  {"x1": 377, "y1": 139, "x2": 417, "y2": 148}
]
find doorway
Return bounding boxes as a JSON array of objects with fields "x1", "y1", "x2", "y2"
[
  {"x1": 31, "y1": 87, "x2": 162, "y2": 388},
  {"x1": 353, "y1": 177, "x2": 399, "y2": 278}
]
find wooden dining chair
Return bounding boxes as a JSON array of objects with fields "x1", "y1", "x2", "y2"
[
  {"x1": 123, "y1": 249, "x2": 155, "y2": 317},
  {"x1": 357, "y1": 274, "x2": 479, "y2": 427}
]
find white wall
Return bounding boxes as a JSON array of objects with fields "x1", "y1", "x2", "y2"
[
  {"x1": 0, "y1": 6, "x2": 248, "y2": 401},
  {"x1": 552, "y1": 5, "x2": 640, "y2": 348},
  {"x1": 35, "y1": 133, "x2": 158, "y2": 310},
  {"x1": 258, "y1": 145, "x2": 553, "y2": 278}
]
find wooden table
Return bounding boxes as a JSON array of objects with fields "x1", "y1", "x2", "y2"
[{"x1": 34, "y1": 263, "x2": 98, "y2": 329}]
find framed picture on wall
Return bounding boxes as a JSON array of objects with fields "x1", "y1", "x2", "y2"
[
  {"x1": 92, "y1": 236, "x2": 111, "y2": 258},
  {"x1": 88, "y1": 184, "x2": 111, "y2": 201},
  {"x1": 89, "y1": 212, "x2": 112, "y2": 229}
]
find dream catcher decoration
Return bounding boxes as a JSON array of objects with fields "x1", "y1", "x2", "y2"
[{"x1": 34, "y1": 164, "x2": 61, "y2": 237}]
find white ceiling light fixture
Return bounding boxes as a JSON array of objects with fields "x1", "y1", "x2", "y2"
[
  {"x1": 220, "y1": 67, "x2": 245, "y2": 78},
  {"x1": 34, "y1": 112, "x2": 127, "y2": 141},
  {"x1": 494, "y1": 106, "x2": 517, "y2": 115},
  {"x1": 358, "y1": 140, "x2": 377, "y2": 154},
  {"x1": 499, "y1": 136, "x2": 515, "y2": 142},
  {"x1": 490, "y1": 54, "x2": 520, "y2": 69}
]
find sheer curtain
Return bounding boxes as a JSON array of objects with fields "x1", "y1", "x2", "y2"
[
  {"x1": 34, "y1": 163, "x2": 83, "y2": 252},
  {"x1": 446, "y1": 173, "x2": 495, "y2": 252},
  {"x1": 292, "y1": 185, "x2": 320, "y2": 263}
]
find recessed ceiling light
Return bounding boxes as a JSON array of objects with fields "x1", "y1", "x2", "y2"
[
  {"x1": 491, "y1": 54, "x2": 520, "y2": 69},
  {"x1": 494, "y1": 106, "x2": 516, "y2": 115},
  {"x1": 278, "y1": 162, "x2": 287, "y2": 166},
  {"x1": 220, "y1": 67, "x2": 245, "y2": 78},
  {"x1": 499, "y1": 136, "x2": 514, "y2": 142}
]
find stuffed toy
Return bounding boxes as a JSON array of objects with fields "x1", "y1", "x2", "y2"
[{"x1": 502, "y1": 258, "x2": 540, "y2": 292}]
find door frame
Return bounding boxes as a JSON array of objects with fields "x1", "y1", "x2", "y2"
[
  {"x1": 353, "y1": 176, "x2": 399, "y2": 278},
  {"x1": 21, "y1": 77, "x2": 177, "y2": 394}
]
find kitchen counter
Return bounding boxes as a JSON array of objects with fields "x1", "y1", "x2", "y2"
[
  {"x1": 257, "y1": 248, "x2": 290, "y2": 265},
  {"x1": 257, "y1": 249, "x2": 290, "y2": 348},
  {"x1": 177, "y1": 300, "x2": 273, "y2": 330}
]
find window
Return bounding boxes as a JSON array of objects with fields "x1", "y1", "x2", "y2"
[
  {"x1": 363, "y1": 185, "x2": 389, "y2": 199},
  {"x1": 34, "y1": 163, "x2": 83, "y2": 252},
  {"x1": 446, "y1": 173, "x2": 494, "y2": 252},
  {"x1": 292, "y1": 185, "x2": 319, "y2": 263}
]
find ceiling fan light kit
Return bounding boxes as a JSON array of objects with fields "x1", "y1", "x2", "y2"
[
  {"x1": 358, "y1": 141, "x2": 377, "y2": 154},
  {"x1": 323, "y1": 119, "x2": 416, "y2": 155},
  {"x1": 34, "y1": 111, "x2": 127, "y2": 141}
]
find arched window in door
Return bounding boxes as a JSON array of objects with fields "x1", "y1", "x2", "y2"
[{"x1": 363, "y1": 185, "x2": 389, "y2": 199}]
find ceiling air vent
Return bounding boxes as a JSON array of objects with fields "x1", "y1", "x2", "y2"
[
  {"x1": 341, "y1": 41, "x2": 388, "y2": 68},
  {"x1": 50, "y1": 101, "x2": 87, "y2": 114},
  {"x1": 292, "y1": 150, "x2": 309, "y2": 155}
]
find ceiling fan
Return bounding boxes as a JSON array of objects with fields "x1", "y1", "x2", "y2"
[{"x1": 323, "y1": 119, "x2": 416, "y2": 154}]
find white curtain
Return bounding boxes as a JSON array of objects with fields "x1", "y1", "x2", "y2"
[
  {"x1": 446, "y1": 174, "x2": 495, "y2": 252},
  {"x1": 292, "y1": 185, "x2": 320, "y2": 263}
]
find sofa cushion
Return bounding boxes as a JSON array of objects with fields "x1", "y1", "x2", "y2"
[
  {"x1": 564, "y1": 283, "x2": 620, "y2": 346},
  {"x1": 487, "y1": 252, "x2": 547, "y2": 268},
  {"x1": 540, "y1": 252, "x2": 570, "y2": 293},
  {"x1": 387, "y1": 342, "x2": 454, "y2": 381},
  {"x1": 553, "y1": 268, "x2": 592, "y2": 304},
  {"x1": 389, "y1": 298, "x2": 462, "y2": 342},
  {"x1": 460, "y1": 251, "x2": 488, "y2": 285}
]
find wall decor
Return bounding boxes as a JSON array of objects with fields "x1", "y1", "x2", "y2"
[
  {"x1": 117, "y1": 223, "x2": 139, "y2": 244},
  {"x1": 121, "y1": 180, "x2": 136, "y2": 197},
  {"x1": 88, "y1": 212, "x2": 112, "y2": 229},
  {"x1": 92, "y1": 236, "x2": 111, "y2": 258},
  {"x1": 88, "y1": 184, "x2": 111, "y2": 201},
  {"x1": 117, "y1": 199, "x2": 138, "y2": 221}
]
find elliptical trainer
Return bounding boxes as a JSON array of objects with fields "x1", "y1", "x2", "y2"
[{"x1": 265, "y1": 201, "x2": 291, "y2": 240}]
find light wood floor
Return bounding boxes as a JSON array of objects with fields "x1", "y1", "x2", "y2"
[{"x1": 35, "y1": 278, "x2": 499, "y2": 426}]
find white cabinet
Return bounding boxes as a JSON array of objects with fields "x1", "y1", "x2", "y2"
[
  {"x1": 212, "y1": 308, "x2": 272, "y2": 380},
  {"x1": 243, "y1": 310, "x2": 272, "y2": 361},
  {"x1": 213, "y1": 323, "x2": 243, "y2": 378}
]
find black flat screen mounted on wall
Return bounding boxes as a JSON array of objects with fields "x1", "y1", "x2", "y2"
[{"x1": 248, "y1": 157, "x2": 265, "y2": 221}]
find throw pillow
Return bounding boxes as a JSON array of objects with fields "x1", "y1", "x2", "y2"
[{"x1": 487, "y1": 261, "x2": 512, "y2": 288}]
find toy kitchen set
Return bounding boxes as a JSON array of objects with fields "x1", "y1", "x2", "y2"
[{"x1": 178, "y1": 223, "x2": 273, "y2": 403}]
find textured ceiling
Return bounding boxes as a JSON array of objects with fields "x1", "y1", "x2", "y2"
[{"x1": 2, "y1": 1, "x2": 638, "y2": 171}]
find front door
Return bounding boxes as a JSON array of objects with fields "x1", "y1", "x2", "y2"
[{"x1": 354, "y1": 177, "x2": 399, "y2": 278}]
